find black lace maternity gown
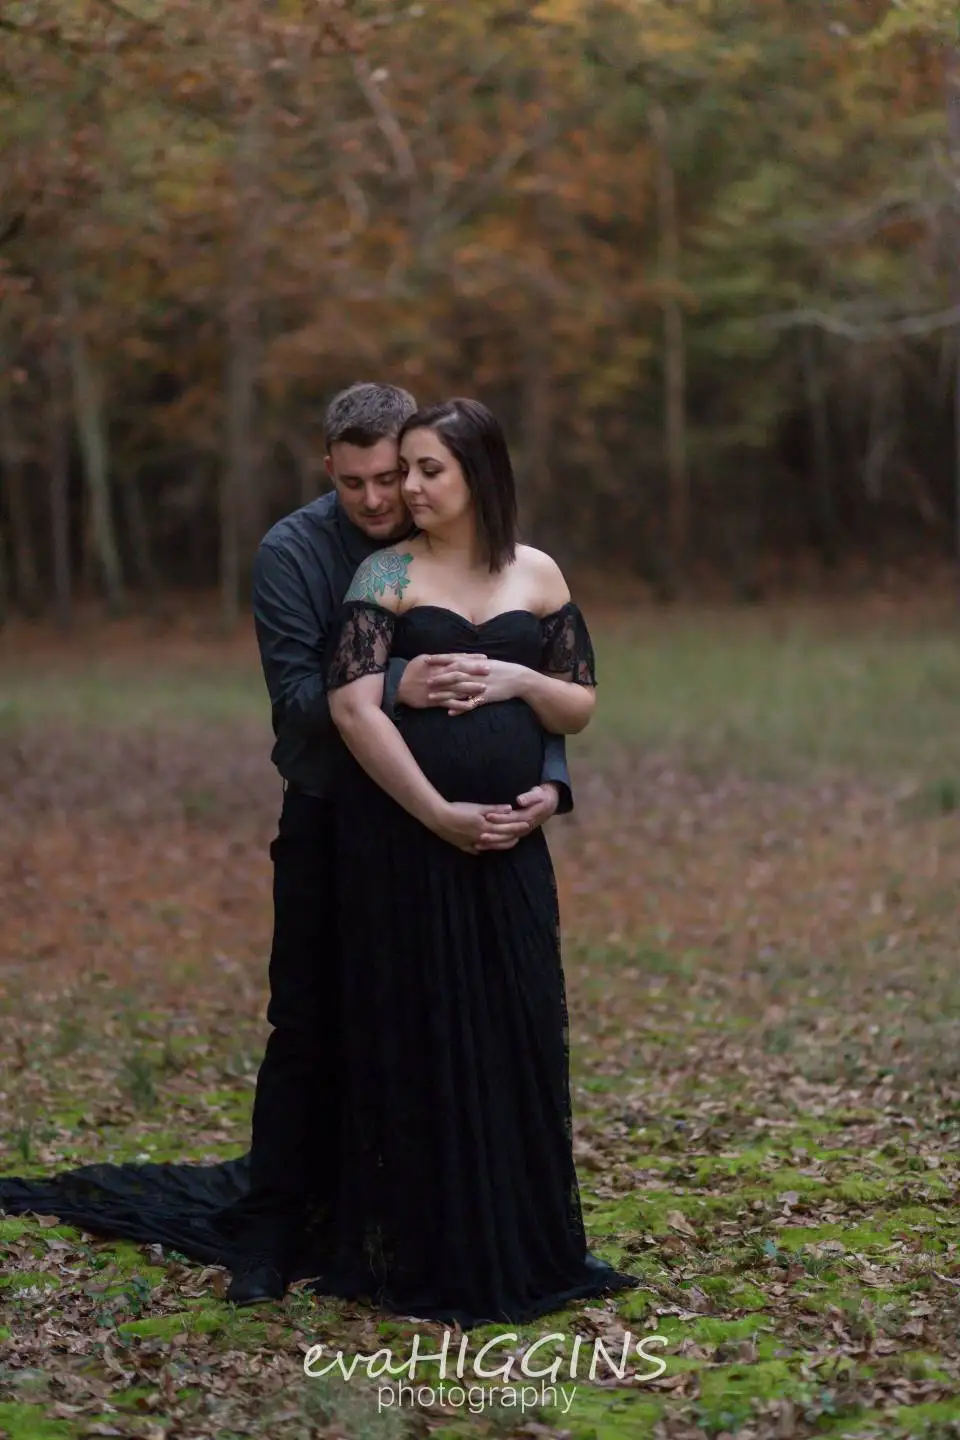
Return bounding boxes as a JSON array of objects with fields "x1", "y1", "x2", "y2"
[{"x1": 0, "y1": 601, "x2": 638, "y2": 1326}]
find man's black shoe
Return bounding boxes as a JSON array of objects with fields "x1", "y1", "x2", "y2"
[{"x1": 226, "y1": 1253, "x2": 286, "y2": 1306}]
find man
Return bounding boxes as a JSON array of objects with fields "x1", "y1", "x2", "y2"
[{"x1": 225, "y1": 382, "x2": 573, "y2": 1304}]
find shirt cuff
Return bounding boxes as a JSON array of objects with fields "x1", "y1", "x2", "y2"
[
  {"x1": 548, "y1": 779, "x2": 573, "y2": 815},
  {"x1": 381, "y1": 657, "x2": 408, "y2": 720},
  {"x1": 541, "y1": 737, "x2": 574, "y2": 815}
]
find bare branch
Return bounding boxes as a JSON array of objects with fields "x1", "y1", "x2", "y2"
[
  {"x1": 767, "y1": 194, "x2": 937, "y2": 246},
  {"x1": 325, "y1": 174, "x2": 370, "y2": 250},
  {"x1": 349, "y1": 55, "x2": 417, "y2": 184},
  {"x1": 95, "y1": 0, "x2": 165, "y2": 36},
  {"x1": 760, "y1": 304, "x2": 960, "y2": 341},
  {"x1": 431, "y1": 134, "x2": 536, "y2": 237},
  {"x1": 450, "y1": 249, "x2": 573, "y2": 304}
]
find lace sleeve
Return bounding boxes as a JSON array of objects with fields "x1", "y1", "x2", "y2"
[
  {"x1": 326, "y1": 601, "x2": 396, "y2": 692},
  {"x1": 540, "y1": 602, "x2": 597, "y2": 686}
]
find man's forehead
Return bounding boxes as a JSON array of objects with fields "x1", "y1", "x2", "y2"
[{"x1": 329, "y1": 437, "x2": 399, "y2": 477}]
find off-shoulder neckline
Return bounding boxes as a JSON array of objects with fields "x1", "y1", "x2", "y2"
[{"x1": 340, "y1": 600, "x2": 578, "y2": 629}]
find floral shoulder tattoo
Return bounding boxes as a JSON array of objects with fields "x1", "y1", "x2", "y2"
[{"x1": 343, "y1": 552, "x2": 414, "y2": 604}]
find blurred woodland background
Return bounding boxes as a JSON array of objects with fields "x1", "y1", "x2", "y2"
[
  {"x1": 1, "y1": 0, "x2": 958, "y2": 628},
  {"x1": 6, "y1": 8, "x2": 960, "y2": 1435}
]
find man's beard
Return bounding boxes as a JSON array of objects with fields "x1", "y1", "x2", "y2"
[{"x1": 382, "y1": 516, "x2": 416, "y2": 541}]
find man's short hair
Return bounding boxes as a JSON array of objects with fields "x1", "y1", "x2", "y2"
[{"x1": 323, "y1": 382, "x2": 417, "y2": 449}]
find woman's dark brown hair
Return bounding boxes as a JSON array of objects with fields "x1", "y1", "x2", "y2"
[{"x1": 398, "y1": 398, "x2": 518, "y2": 572}]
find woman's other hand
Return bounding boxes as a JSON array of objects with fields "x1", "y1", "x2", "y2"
[
  {"x1": 397, "y1": 653, "x2": 490, "y2": 709},
  {"x1": 431, "y1": 801, "x2": 530, "y2": 853},
  {"x1": 445, "y1": 660, "x2": 526, "y2": 715}
]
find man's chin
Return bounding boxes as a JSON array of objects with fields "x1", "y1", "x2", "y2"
[{"x1": 361, "y1": 517, "x2": 412, "y2": 541}]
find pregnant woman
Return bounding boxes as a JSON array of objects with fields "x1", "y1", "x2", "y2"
[
  {"x1": 0, "y1": 397, "x2": 636, "y2": 1327},
  {"x1": 316, "y1": 398, "x2": 637, "y2": 1323}
]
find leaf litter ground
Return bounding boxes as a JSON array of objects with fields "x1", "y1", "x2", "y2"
[{"x1": 2, "y1": 602, "x2": 960, "y2": 1440}]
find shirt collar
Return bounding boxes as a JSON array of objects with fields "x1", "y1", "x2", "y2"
[{"x1": 334, "y1": 497, "x2": 374, "y2": 568}]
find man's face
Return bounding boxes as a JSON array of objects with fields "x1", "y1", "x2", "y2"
[{"x1": 325, "y1": 437, "x2": 410, "y2": 541}]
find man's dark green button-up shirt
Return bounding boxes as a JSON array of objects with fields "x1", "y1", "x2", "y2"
[{"x1": 252, "y1": 491, "x2": 573, "y2": 809}]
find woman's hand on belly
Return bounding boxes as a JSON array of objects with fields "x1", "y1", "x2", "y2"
[{"x1": 432, "y1": 800, "x2": 531, "y2": 854}]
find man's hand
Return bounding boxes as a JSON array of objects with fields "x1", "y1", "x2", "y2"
[
  {"x1": 474, "y1": 783, "x2": 560, "y2": 851},
  {"x1": 515, "y1": 783, "x2": 561, "y2": 831},
  {"x1": 396, "y1": 653, "x2": 490, "y2": 709}
]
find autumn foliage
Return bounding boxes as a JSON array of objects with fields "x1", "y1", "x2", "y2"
[{"x1": 0, "y1": 0, "x2": 957, "y2": 624}]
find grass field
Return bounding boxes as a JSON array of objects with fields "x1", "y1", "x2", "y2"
[{"x1": 2, "y1": 599, "x2": 960, "y2": 1440}]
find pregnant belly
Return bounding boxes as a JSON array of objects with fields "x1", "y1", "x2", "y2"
[{"x1": 396, "y1": 699, "x2": 545, "y2": 805}]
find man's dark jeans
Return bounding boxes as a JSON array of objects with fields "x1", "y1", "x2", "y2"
[{"x1": 231, "y1": 787, "x2": 339, "y2": 1255}]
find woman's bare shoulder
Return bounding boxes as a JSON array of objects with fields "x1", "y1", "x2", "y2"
[
  {"x1": 343, "y1": 542, "x2": 420, "y2": 611},
  {"x1": 515, "y1": 545, "x2": 571, "y2": 615}
]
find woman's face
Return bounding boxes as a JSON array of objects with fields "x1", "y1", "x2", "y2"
[{"x1": 400, "y1": 427, "x2": 472, "y2": 532}]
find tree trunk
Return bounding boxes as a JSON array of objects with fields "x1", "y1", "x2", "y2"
[
  {"x1": 0, "y1": 520, "x2": 8, "y2": 629},
  {"x1": 284, "y1": 428, "x2": 321, "y2": 509},
  {"x1": 947, "y1": 47, "x2": 960, "y2": 592},
  {"x1": 519, "y1": 53, "x2": 559, "y2": 553},
  {"x1": 221, "y1": 18, "x2": 266, "y2": 633},
  {"x1": 45, "y1": 334, "x2": 73, "y2": 631},
  {"x1": 650, "y1": 101, "x2": 688, "y2": 591},
  {"x1": 0, "y1": 380, "x2": 43, "y2": 616},
  {"x1": 222, "y1": 287, "x2": 256, "y2": 632},
  {"x1": 187, "y1": 470, "x2": 207, "y2": 587},
  {"x1": 800, "y1": 326, "x2": 839, "y2": 568},
  {"x1": 118, "y1": 467, "x2": 161, "y2": 613},
  {"x1": 520, "y1": 319, "x2": 553, "y2": 546},
  {"x1": 64, "y1": 283, "x2": 125, "y2": 614}
]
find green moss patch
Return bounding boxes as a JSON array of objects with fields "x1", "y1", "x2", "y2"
[{"x1": 0, "y1": 1403, "x2": 73, "y2": 1440}]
